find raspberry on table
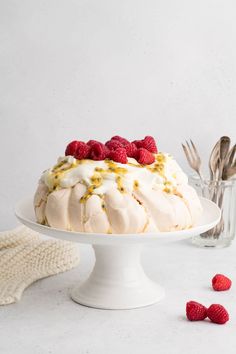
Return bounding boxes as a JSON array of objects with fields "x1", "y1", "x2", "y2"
[
  {"x1": 207, "y1": 304, "x2": 229, "y2": 324},
  {"x1": 186, "y1": 301, "x2": 208, "y2": 321},
  {"x1": 212, "y1": 274, "x2": 232, "y2": 291}
]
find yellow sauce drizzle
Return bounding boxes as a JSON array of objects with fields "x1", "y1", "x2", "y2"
[
  {"x1": 105, "y1": 160, "x2": 128, "y2": 175},
  {"x1": 116, "y1": 176, "x2": 125, "y2": 193},
  {"x1": 90, "y1": 173, "x2": 103, "y2": 187},
  {"x1": 80, "y1": 185, "x2": 96, "y2": 203}
]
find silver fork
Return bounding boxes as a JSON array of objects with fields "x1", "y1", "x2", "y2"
[{"x1": 182, "y1": 140, "x2": 204, "y2": 181}]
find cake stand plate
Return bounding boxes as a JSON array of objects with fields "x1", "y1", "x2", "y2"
[{"x1": 15, "y1": 197, "x2": 220, "y2": 310}]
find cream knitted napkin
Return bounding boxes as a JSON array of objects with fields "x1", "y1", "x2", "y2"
[{"x1": 0, "y1": 226, "x2": 79, "y2": 305}]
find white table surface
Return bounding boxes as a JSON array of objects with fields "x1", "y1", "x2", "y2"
[{"x1": 1, "y1": 222, "x2": 236, "y2": 354}]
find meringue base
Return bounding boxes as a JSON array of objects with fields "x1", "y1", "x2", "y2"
[{"x1": 71, "y1": 244, "x2": 165, "y2": 309}]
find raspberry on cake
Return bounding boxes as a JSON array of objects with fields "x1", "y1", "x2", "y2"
[
  {"x1": 133, "y1": 136, "x2": 158, "y2": 153},
  {"x1": 136, "y1": 148, "x2": 155, "y2": 165},
  {"x1": 109, "y1": 147, "x2": 128, "y2": 164},
  {"x1": 105, "y1": 139, "x2": 124, "y2": 151},
  {"x1": 89, "y1": 142, "x2": 108, "y2": 160},
  {"x1": 34, "y1": 136, "x2": 203, "y2": 234}
]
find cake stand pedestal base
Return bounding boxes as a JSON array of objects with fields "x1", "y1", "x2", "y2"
[
  {"x1": 15, "y1": 197, "x2": 221, "y2": 310},
  {"x1": 70, "y1": 244, "x2": 164, "y2": 310}
]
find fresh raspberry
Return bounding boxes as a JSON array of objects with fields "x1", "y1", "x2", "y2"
[
  {"x1": 136, "y1": 148, "x2": 155, "y2": 165},
  {"x1": 108, "y1": 136, "x2": 137, "y2": 158},
  {"x1": 109, "y1": 147, "x2": 127, "y2": 164},
  {"x1": 132, "y1": 139, "x2": 143, "y2": 148},
  {"x1": 122, "y1": 142, "x2": 137, "y2": 158},
  {"x1": 105, "y1": 139, "x2": 123, "y2": 151},
  {"x1": 87, "y1": 140, "x2": 101, "y2": 147},
  {"x1": 65, "y1": 140, "x2": 80, "y2": 156},
  {"x1": 207, "y1": 304, "x2": 229, "y2": 324},
  {"x1": 133, "y1": 136, "x2": 158, "y2": 153},
  {"x1": 74, "y1": 142, "x2": 90, "y2": 160},
  {"x1": 89, "y1": 142, "x2": 108, "y2": 160},
  {"x1": 142, "y1": 136, "x2": 158, "y2": 153},
  {"x1": 111, "y1": 136, "x2": 130, "y2": 145},
  {"x1": 186, "y1": 301, "x2": 208, "y2": 321},
  {"x1": 212, "y1": 274, "x2": 232, "y2": 291},
  {"x1": 128, "y1": 142, "x2": 138, "y2": 158},
  {"x1": 88, "y1": 140, "x2": 110, "y2": 158}
]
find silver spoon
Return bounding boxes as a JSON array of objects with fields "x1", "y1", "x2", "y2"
[
  {"x1": 211, "y1": 136, "x2": 230, "y2": 203},
  {"x1": 217, "y1": 136, "x2": 231, "y2": 180},
  {"x1": 222, "y1": 144, "x2": 236, "y2": 180},
  {"x1": 213, "y1": 136, "x2": 231, "y2": 236},
  {"x1": 209, "y1": 140, "x2": 220, "y2": 181}
]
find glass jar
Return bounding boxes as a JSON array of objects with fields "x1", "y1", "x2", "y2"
[{"x1": 190, "y1": 175, "x2": 236, "y2": 248}]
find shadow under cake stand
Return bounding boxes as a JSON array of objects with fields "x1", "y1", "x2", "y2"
[{"x1": 15, "y1": 197, "x2": 220, "y2": 310}]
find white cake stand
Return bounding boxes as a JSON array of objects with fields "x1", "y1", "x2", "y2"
[{"x1": 15, "y1": 197, "x2": 220, "y2": 310}]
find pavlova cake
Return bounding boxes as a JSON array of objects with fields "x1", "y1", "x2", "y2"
[{"x1": 34, "y1": 136, "x2": 202, "y2": 234}]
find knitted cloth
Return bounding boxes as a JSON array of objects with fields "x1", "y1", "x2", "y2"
[{"x1": 0, "y1": 226, "x2": 79, "y2": 305}]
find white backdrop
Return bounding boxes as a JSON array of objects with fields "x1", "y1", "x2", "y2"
[{"x1": 1, "y1": 0, "x2": 236, "y2": 229}]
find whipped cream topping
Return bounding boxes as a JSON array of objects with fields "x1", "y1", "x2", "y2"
[{"x1": 42, "y1": 153, "x2": 188, "y2": 197}]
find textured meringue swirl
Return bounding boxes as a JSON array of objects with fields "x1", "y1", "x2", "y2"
[{"x1": 34, "y1": 153, "x2": 202, "y2": 234}]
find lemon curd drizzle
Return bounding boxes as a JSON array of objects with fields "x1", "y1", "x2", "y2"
[
  {"x1": 80, "y1": 161, "x2": 128, "y2": 202},
  {"x1": 116, "y1": 176, "x2": 125, "y2": 193},
  {"x1": 104, "y1": 160, "x2": 128, "y2": 175},
  {"x1": 90, "y1": 173, "x2": 103, "y2": 187},
  {"x1": 80, "y1": 185, "x2": 96, "y2": 203},
  {"x1": 49, "y1": 158, "x2": 84, "y2": 191},
  {"x1": 146, "y1": 153, "x2": 166, "y2": 175},
  {"x1": 133, "y1": 180, "x2": 139, "y2": 190}
]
